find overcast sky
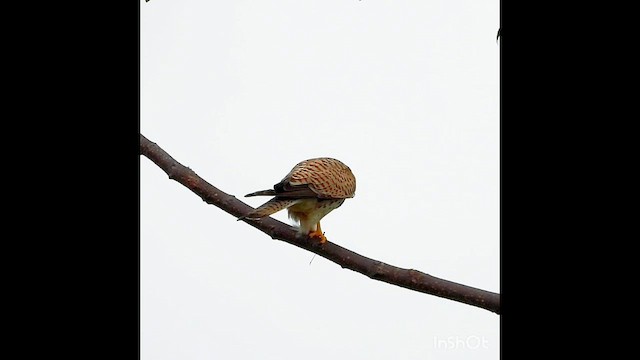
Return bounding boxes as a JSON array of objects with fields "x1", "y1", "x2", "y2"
[{"x1": 141, "y1": 1, "x2": 499, "y2": 359}]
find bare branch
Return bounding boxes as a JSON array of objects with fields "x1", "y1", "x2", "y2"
[{"x1": 140, "y1": 134, "x2": 500, "y2": 314}]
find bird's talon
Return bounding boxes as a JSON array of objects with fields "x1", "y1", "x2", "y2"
[{"x1": 308, "y1": 231, "x2": 327, "y2": 244}]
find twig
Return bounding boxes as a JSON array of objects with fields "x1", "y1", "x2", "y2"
[{"x1": 140, "y1": 134, "x2": 500, "y2": 314}]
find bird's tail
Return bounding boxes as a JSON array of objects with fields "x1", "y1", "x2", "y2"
[
  {"x1": 245, "y1": 189, "x2": 277, "y2": 197},
  {"x1": 238, "y1": 198, "x2": 300, "y2": 221}
]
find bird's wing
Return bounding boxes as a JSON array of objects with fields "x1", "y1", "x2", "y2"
[
  {"x1": 272, "y1": 181, "x2": 320, "y2": 199},
  {"x1": 283, "y1": 158, "x2": 356, "y2": 199}
]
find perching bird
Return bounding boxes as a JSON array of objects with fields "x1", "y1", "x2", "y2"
[{"x1": 239, "y1": 157, "x2": 356, "y2": 243}]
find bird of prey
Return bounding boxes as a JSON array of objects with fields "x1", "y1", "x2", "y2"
[{"x1": 239, "y1": 157, "x2": 356, "y2": 243}]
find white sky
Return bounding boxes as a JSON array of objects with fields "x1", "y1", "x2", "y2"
[{"x1": 141, "y1": 1, "x2": 500, "y2": 359}]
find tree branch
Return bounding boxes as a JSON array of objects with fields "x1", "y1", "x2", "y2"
[{"x1": 140, "y1": 134, "x2": 500, "y2": 314}]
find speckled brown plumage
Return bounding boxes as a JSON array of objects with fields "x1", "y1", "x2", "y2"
[{"x1": 240, "y1": 157, "x2": 356, "y2": 243}]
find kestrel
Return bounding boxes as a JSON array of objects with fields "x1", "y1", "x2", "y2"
[{"x1": 239, "y1": 157, "x2": 356, "y2": 243}]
